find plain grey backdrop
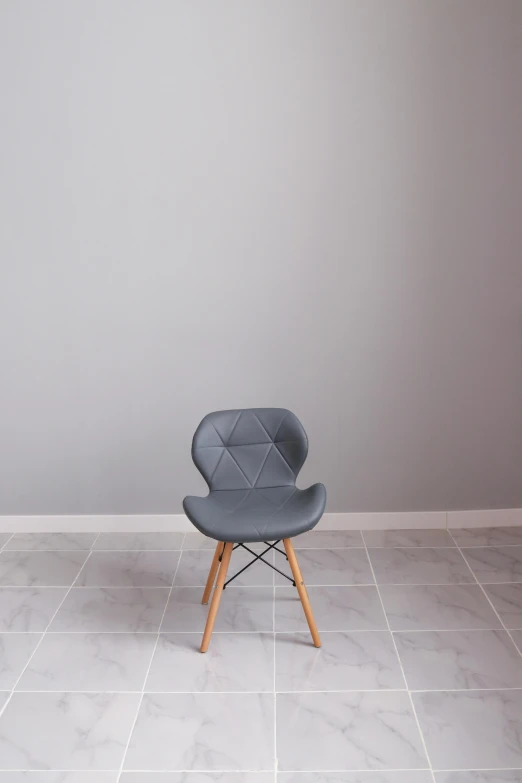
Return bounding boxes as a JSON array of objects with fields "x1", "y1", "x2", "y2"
[{"x1": 1, "y1": 0, "x2": 522, "y2": 515}]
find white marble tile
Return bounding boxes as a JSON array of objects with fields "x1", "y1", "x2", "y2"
[
  {"x1": 452, "y1": 526, "x2": 522, "y2": 547},
  {"x1": 0, "y1": 588, "x2": 67, "y2": 632},
  {"x1": 182, "y1": 533, "x2": 221, "y2": 551},
  {"x1": 368, "y1": 547, "x2": 473, "y2": 585},
  {"x1": 462, "y1": 546, "x2": 522, "y2": 583},
  {"x1": 0, "y1": 774, "x2": 118, "y2": 782},
  {"x1": 275, "y1": 549, "x2": 374, "y2": 586},
  {"x1": 277, "y1": 691, "x2": 427, "y2": 770},
  {"x1": 146, "y1": 632, "x2": 273, "y2": 692},
  {"x1": 413, "y1": 689, "x2": 522, "y2": 769},
  {"x1": 275, "y1": 631, "x2": 405, "y2": 691},
  {"x1": 275, "y1": 586, "x2": 387, "y2": 632},
  {"x1": 0, "y1": 551, "x2": 88, "y2": 587},
  {"x1": 0, "y1": 633, "x2": 42, "y2": 688},
  {"x1": 0, "y1": 691, "x2": 140, "y2": 769},
  {"x1": 293, "y1": 530, "x2": 364, "y2": 548},
  {"x1": 18, "y1": 632, "x2": 157, "y2": 691},
  {"x1": 0, "y1": 692, "x2": 8, "y2": 710},
  {"x1": 49, "y1": 587, "x2": 170, "y2": 632},
  {"x1": 174, "y1": 549, "x2": 273, "y2": 587},
  {"x1": 363, "y1": 529, "x2": 455, "y2": 548},
  {"x1": 485, "y1": 584, "x2": 522, "y2": 628},
  {"x1": 5, "y1": 534, "x2": 96, "y2": 551},
  {"x1": 182, "y1": 534, "x2": 264, "y2": 552},
  {"x1": 435, "y1": 773, "x2": 522, "y2": 782},
  {"x1": 76, "y1": 551, "x2": 180, "y2": 588},
  {"x1": 123, "y1": 693, "x2": 274, "y2": 770},
  {"x1": 278, "y1": 774, "x2": 432, "y2": 783},
  {"x1": 94, "y1": 532, "x2": 184, "y2": 550},
  {"x1": 394, "y1": 629, "x2": 522, "y2": 689},
  {"x1": 120, "y1": 774, "x2": 274, "y2": 783},
  {"x1": 161, "y1": 587, "x2": 274, "y2": 632},
  {"x1": 380, "y1": 584, "x2": 503, "y2": 631}
]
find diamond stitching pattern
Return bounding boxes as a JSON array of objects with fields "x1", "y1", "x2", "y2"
[{"x1": 192, "y1": 408, "x2": 308, "y2": 491}]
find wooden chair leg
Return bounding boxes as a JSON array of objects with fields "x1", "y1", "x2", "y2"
[
  {"x1": 200, "y1": 541, "x2": 233, "y2": 653},
  {"x1": 202, "y1": 541, "x2": 224, "y2": 605},
  {"x1": 283, "y1": 538, "x2": 321, "y2": 648}
]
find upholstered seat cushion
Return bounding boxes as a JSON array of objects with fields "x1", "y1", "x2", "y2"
[{"x1": 183, "y1": 484, "x2": 326, "y2": 543}]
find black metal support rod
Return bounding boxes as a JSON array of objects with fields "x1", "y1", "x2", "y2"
[
  {"x1": 223, "y1": 540, "x2": 295, "y2": 587},
  {"x1": 240, "y1": 544, "x2": 295, "y2": 584},
  {"x1": 223, "y1": 542, "x2": 277, "y2": 587},
  {"x1": 264, "y1": 542, "x2": 287, "y2": 558}
]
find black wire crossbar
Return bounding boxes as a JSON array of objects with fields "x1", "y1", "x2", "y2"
[{"x1": 223, "y1": 540, "x2": 295, "y2": 588}]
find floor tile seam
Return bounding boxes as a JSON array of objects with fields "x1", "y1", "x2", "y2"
[
  {"x1": 5, "y1": 579, "x2": 522, "y2": 589},
  {"x1": 0, "y1": 767, "x2": 448, "y2": 775},
  {"x1": 17, "y1": 767, "x2": 522, "y2": 775},
  {"x1": 2, "y1": 627, "x2": 513, "y2": 634},
  {"x1": 11, "y1": 687, "x2": 522, "y2": 695},
  {"x1": 5, "y1": 543, "x2": 522, "y2": 552},
  {"x1": 448, "y1": 530, "x2": 522, "y2": 664},
  {"x1": 116, "y1": 531, "x2": 186, "y2": 781},
  {"x1": 361, "y1": 532, "x2": 437, "y2": 783},
  {"x1": 1, "y1": 581, "x2": 502, "y2": 590},
  {"x1": 7, "y1": 628, "x2": 519, "y2": 635},
  {"x1": 0, "y1": 533, "x2": 102, "y2": 721},
  {"x1": 457, "y1": 544, "x2": 522, "y2": 549}
]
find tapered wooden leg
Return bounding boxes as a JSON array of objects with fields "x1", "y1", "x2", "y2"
[
  {"x1": 202, "y1": 541, "x2": 224, "y2": 605},
  {"x1": 200, "y1": 542, "x2": 233, "y2": 653},
  {"x1": 283, "y1": 538, "x2": 321, "y2": 647}
]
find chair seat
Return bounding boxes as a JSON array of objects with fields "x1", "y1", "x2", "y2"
[{"x1": 183, "y1": 483, "x2": 326, "y2": 543}]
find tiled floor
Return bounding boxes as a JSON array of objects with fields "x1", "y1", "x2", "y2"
[{"x1": 0, "y1": 528, "x2": 522, "y2": 781}]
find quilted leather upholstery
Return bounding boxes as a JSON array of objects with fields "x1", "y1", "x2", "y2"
[{"x1": 183, "y1": 408, "x2": 326, "y2": 542}]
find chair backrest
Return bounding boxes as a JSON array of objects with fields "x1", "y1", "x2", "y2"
[{"x1": 191, "y1": 408, "x2": 308, "y2": 491}]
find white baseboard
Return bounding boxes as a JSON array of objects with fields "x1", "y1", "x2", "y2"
[
  {"x1": 320, "y1": 511, "x2": 447, "y2": 530},
  {"x1": 447, "y1": 508, "x2": 522, "y2": 528},
  {"x1": 0, "y1": 515, "x2": 190, "y2": 533},
  {"x1": 0, "y1": 508, "x2": 520, "y2": 533}
]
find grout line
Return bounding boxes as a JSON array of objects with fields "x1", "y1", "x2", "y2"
[
  {"x1": 9, "y1": 686, "x2": 522, "y2": 694},
  {"x1": 2, "y1": 626, "x2": 521, "y2": 634},
  {"x1": 0, "y1": 581, "x2": 504, "y2": 589},
  {"x1": 116, "y1": 531, "x2": 186, "y2": 781},
  {"x1": 5, "y1": 544, "x2": 522, "y2": 554},
  {"x1": 361, "y1": 533, "x2": 437, "y2": 783},
  {"x1": 1, "y1": 627, "x2": 519, "y2": 634},
  {"x1": 448, "y1": 530, "x2": 522, "y2": 663},
  {"x1": 2, "y1": 548, "x2": 184, "y2": 553},
  {"x1": 455, "y1": 543, "x2": 522, "y2": 549},
  {"x1": 0, "y1": 532, "x2": 102, "y2": 721},
  {"x1": 17, "y1": 771, "x2": 519, "y2": 775},
  {"x1": 0, "y1": 767, "x2": 438, "y2": 777}
]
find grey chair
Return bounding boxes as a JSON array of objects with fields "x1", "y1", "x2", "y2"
[{"x1": 183, "y1": 408, "x2": 326, "y2": 652}]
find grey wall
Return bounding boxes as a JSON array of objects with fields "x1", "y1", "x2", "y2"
[{"x1": 1, "y1": 0, "x2": 522, "y2": 515}]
